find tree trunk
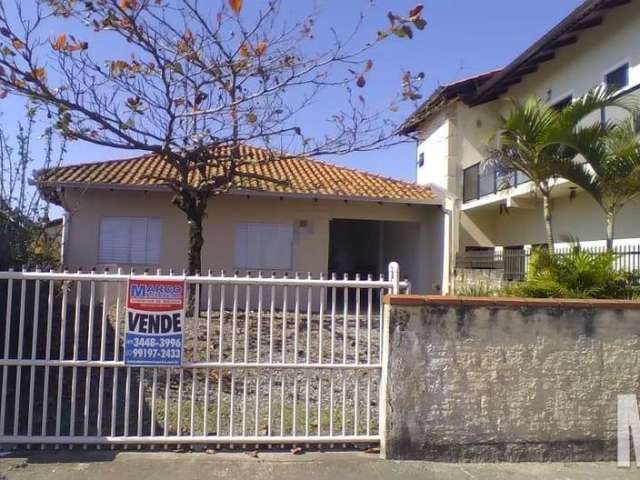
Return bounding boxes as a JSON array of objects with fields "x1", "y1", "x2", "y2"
[
  {"x1": 606, "y1": 211, "x2": 615, "y2": 252},
  {"x1": 185, "y1": 212, "x2": 205, "y2": 317},
  {"x1": 187, "y1": 215, "x2": 204, "y2": 275},
  {"x1": 542, "y1": 193, "x2": 554, "y2": 251}
]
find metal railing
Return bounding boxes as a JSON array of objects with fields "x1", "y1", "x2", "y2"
[
  {"x1": 462, "y1": 163, "x2": 530, "y2": 203},
  {"x1": 0, "y1": 263, "x2": 407, "y2": 448},
  {"x1": 456, "y1": 245, "x2": 640, "y2": 282},
  {"x1": 461, "y1": 85, "x2": 640, "y2": 205}
]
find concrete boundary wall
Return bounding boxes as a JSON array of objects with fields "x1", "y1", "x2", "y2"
[{"x1": 380, "y1": 295, "x2": 640, "y2": 462}]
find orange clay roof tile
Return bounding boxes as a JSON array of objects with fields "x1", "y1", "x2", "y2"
[{"x1": 36, "y1": 144, "x2": 436, "y2": 203}]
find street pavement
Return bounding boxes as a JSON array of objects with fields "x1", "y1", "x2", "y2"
[{"x1": 0, "y1": 450, "x2": 638, "y2": 479}]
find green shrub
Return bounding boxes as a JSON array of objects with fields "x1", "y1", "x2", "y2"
[
  {"x1": 456, "y1": 283, "x2": 498, "y2": 297},
  {"x1": 505, "y1": 248, "x2": 639, "y2": 299},
  {"x1": 0, "y1": 207, "x2": 59, "y2": 270}
]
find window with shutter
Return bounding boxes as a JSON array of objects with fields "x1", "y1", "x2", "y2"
[
  {"x1": 234, "y1": 223, "x2": 293, "y2": 270},
  {"x1": 98, "y1": 217, "x2": 162, "y2": 265}
]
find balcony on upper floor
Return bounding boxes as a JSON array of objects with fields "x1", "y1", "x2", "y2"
[
  {"x1": 460, "y1": 82, "x2": 640, "y2": 211},
  {"x1": 462, "y1": 163, "x2": 530, "y2": 204}
]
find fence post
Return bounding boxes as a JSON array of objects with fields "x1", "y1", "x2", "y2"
[
  {"x1": 379, "y1": 296, "x2": 393, "y2": 458},
  {"x1": 388, "y1": 262, "x2": 400, "y2": 295}
]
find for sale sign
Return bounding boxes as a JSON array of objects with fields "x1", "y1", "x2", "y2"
[{"x1": 124, "y1": 278, "x2": 185, "y2": 366}]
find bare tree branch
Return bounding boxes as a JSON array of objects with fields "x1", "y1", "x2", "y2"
[{"x1": 0, "y1": 0, "x2": 427, "y2": 273}]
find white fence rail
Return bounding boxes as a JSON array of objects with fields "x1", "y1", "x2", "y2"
[
  {"x1": 0, "y1": 264, "x2": 407, "y2": 448},
  {"x1": 456, "y1": 244, "x2": 640, "y2": 282}
]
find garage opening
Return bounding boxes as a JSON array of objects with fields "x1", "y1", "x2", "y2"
[
  {"x1": 328, "y1": 219, "x2": 381, "y2": 279},
  {"x1": 328, "y1": 218, "x2": 424, "y2": 298}
]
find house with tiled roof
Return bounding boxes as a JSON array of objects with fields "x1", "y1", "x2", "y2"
[
  {"x1": 401, "y1": 0, "x2": 640, "y2": 292},
  {"x1": 36, "y1": 145, "x2": 446, "y2": 294}
]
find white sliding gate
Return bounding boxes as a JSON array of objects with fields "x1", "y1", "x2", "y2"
[{"x1": 0, "y1": 263, "x2": 407, "y2": 448}]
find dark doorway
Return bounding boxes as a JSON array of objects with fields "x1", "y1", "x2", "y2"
[
  {"x1": 328, "y1": 219, "x2": 382, "y2": 311},
  {"x1": 328, "y1": 219, "x2": 381, "y2": 278}
]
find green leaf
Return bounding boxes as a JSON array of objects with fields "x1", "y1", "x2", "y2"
[
  {"x1": 393, "y1": 25, "x2": 413, "y2": 39},
  {"x1": 122, "y1": 117, "x2": 135, "y2": 130},
  {"x1": 392, "y1": 26, "x2": 406, "y2": 38},
  {"x1": 413, "y1": 18, "x2": 427, "y2": 30}
]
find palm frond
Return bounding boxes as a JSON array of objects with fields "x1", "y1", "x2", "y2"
[
  {"x1": 558, "y1": 85, "x2": 627, "y2": 128},
  {"x1": 554, "y1": 156, "x2": 601, "y2": 203}
]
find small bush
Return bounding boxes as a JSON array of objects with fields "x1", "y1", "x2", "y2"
[
  {"x1": 505, "y1": 248, "x2": 639, "y2": 300},
  {"x1": 0, "y1": 208, "x2": 59, "y2": 270},
  {"x1": 456, "y1": 283, "x2": 498, "y2": 297}
]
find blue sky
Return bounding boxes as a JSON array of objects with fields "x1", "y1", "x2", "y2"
[
  {"x1": 333, "y1": 0, "x2": 585, "y2": 181},
  {"x1": 1, "y1": 0, "x2": 584, "y2": 201}
]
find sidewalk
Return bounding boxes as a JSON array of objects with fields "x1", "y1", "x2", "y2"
[{"x1": 0, "y1": 450, "x2": 638, "y2": 480}]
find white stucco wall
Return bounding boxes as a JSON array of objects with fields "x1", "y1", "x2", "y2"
[
  {"x1": 459, "y1": 185, "x2": 640, "y2": 251},
  {"x1": 414, "y1": 2, "x2": 640, "y2": 253},
  {"x1": 506, "y1": 3, "x2": 640, "y2": 109},
  {"x1": 416, "y1": 110, "x2": 452, "y2": 190}
]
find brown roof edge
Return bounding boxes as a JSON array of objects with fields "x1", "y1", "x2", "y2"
[
  {"x1": 384, "y1": 294, "x2": 640, "y2": 309},
  {"x1": 398, "y1": 70, "x2": 501, "y2": 135},
  {"x1": 400, "y1": 0, "x2": 633, "y2": 127},
  {"x1": 471, "y1": 0, "x2": 631, "y2": 105}
]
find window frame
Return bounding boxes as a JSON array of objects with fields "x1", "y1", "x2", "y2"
[
  {"x1": 549, "y1": 91, "x2": 574, "y2": 112},
  {"x1": 603, "y1": 60, "x2": 631, "y2": 92},
  {"x1": 98, "y1": 216, "x2": 162, "y2": 266},
  {"x1": 462, "y1": 163, "x2": 480, "y2": 203}
]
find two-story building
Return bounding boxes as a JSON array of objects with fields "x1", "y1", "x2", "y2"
[{"x1": 401, "y1": 0, "x2": 640, "y2": 292}]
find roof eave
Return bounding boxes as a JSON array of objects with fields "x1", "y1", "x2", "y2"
[
  {"x1": 398, "y1": 88, "x2": 448, "y2": 135},
  {"x1": 38, "y1": 181, "x2": 440, "y2": 206},
  {"x1": 399, "y1": 69, "x2": 502, "y2": 135},
  {"x1": 470, "y1": 0, "x2": 631, "y2": 105}
]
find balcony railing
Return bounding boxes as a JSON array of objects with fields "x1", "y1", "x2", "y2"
[
  {"x1": 462, "y1": 163, "x2": 529, "y2": 203},
  {"x1": 461, "y1": 84, "x2": 640, "y2": 205}
]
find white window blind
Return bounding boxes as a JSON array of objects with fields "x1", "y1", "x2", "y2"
[
  {"x1": 235, "y1": 223, "x2": 293, "y2": 270},
  {"x1": 99, "y1": 217, "x2": 162, "y2": 265}
]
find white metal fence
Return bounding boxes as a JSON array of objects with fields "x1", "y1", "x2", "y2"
[
  {"x1": 0, "y1": 264, "x2": 407, "y2": 448},
  {"x1": 456, "y1": 244, "x2": 640, "y2": 282}
]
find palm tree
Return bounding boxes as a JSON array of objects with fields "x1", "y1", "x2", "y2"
[
  {"x1": 556, "y1": 118, "x2": 640, "y2": 251},
  {"x1": 488, "y1": 87, "x2": 622, "y2": 251}
]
